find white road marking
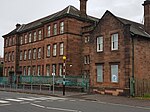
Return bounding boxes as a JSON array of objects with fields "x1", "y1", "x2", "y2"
[
  {"x1": 20, "y1": 102, "x2": 30, "y2": 104},
  {"x1": 97, "y1": 101, "x2": 150, "y2": 110},
  {"x1": 0, "y1": 104, "x2": 11, "y2": 107},
  {"x1": 5, "y1": 99, "x2": 23, "y2": 102},
  {"x1": 69, "y1": 100, "x2": 76, "y2": 102},
  {"x1": 47, "y1": 106, "x2": 81, "y2": 112},
  {"x1": 30, "y1": 103, "x2": 45, "y2": 108},
  {"x1": 0, "y1": 100, "x2": 9, "y2": 103},
  {"x1": 18, "y1": 98, "x2": 35, "y2": 101}
]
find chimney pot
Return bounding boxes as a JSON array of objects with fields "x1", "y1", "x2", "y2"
[
  {"x1": 80, "y1": 0, "x2": 88, "y2": 18},
  {"x1": 16, "y1": 23, "x2": 21, "y2": 29},
  {"x1": 143, "y1": 0, "x2": 150, "y2": 34}
]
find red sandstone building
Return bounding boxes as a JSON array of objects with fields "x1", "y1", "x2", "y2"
[{"x1": 2, "y1": 0, "x2": 150, "y2": 95}]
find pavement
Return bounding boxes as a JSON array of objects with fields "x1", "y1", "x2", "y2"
[{"x1": 0, "y1": 87, "x2": 150, "y2": 108}]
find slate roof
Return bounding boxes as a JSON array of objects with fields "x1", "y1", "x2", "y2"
[
  {"x1": 117, "y1": 17, "x2": 150, "y2": 38},
  {"x1": 3, "y1": 5, "x2": 99, "y2": 37}
]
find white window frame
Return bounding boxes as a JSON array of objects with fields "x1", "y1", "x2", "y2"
[
  {"x1": 28, "y1": 66, "x2": 31, "y2": 76},
  {"x1": 38, "y1": 48, "x2": 41, "y2": 59},
  {"x1": 46, "y1": 65, "x2": 50, "y2": 76},
  {"x1": 28, "y1": 49, "x2": 31, "y2": 60},
  {"x1": 37, "y1": 66, "x2": 41, "y2": 76},
  {"x1": 20, "y1": 36, "x2": 23, "y2": 45},
  {"x1": 25, "y1": 34, "x2": 28, "y2": 44},
  {"x1": 9, "y1": 38, "x2": 12, "y2": 46},
  {"x1": 59, "y1": 64, "x2": 63, "y2": 76},
  {"x1": 47, "y1": 45, "x2": 50, "y2": 57},
  {"x1": 60, "y1": 43, "x2": 64, "y2": 55},
  {"x1": 111, "y1": 33, "x2": 118, "y2": 50},
  {"x1": 97, "y1": 36, "x2": 103, "y2": 52},
  {"x1": 34, "y1": 32, "x2": 37, "y2": 42},
  {"x1": 52, "y1": 64, "x2": 56, "y2": 75},
  {"x1": 97, "y1": 65, "x2": 103, "y2": 82},
  {"x1": 29, "y1": 33, "x2": 32, "y2": 43},
  {"x1": 33, "y1": 49, "x2": 36, "y2": 59},
  {"x1": 32, "y1": 66, "x2": 36, "y2": 76},
  {"x1": 47, "y1": 26, "x2": 51, "y2": 37},
  {"x1": 84, "y1": 55, "x2": 90, "y2": 64},
  {"x1": 38, "y1": 30, "x2": 42, "y2": 40},
  {"x1": 24, "y1": 50, "x2": 27, "y2": 60},
  {"x1": 54, "y1": 24, "x2": 57, "y2": 35},
  {"x1": 111, "y1": 65, "x2": 119, "y2": 83},
  {"x1": 8, "y1": 52, "x2": 11, "y2": 61},
  {"x1": 20, "y1": 51, "x2": 22, "y2": 61},
  {"x1": 60, "y1": 22, "x2": 64, "y2": 34},
  {"x1": 12, "y1": 51, "x2": 14, "y2": 61},
  {"x1": 23, "y1": 67, "x2": 26, "y2": 76},
  {"x1": 85, "y1": 36, "x2": 90, "y2": 43},
  {"x1": 53, "y1": 44, "x2": 57, "y2": 56}
]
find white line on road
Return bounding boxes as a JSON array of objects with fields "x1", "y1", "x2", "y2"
[
  {"x1": 5, "y1": 99, "x2": 23, "y2": 102},
  {"x1": 46, "y1": 106, "x2": 81, "y2": 112},
  {"x1": 30, "y1": 103, "x2": 45, "y2": 108},
  {"x1": 0, "y1": 100, "x2": 9, "y2": 103},
  {"x1": 18, "y1": 98, "x2": 35, "y2": 101},
  {"x1": 20, "y1": 102, "x2": 30, "y2": 104},
  {"x1": 0, "y1": 104, "x2": 11, "y2": 107}
]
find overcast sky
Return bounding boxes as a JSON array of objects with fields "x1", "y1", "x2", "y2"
[{"x1": 0, "y1": 0, "x2": 145, "y2": 57}]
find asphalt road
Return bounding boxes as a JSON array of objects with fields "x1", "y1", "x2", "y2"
[{"x1": 0, "y1": 91, "x2": 149, "y2": 112}]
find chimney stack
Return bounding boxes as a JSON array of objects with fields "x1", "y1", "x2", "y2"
[
  {"x1": 16, "y1": 23, "x2": 21, "y2": 29},
  {"x1": 143, "y1": 0, "x2": 150, "y2": 34},
  {"x1": 80, "y1": 0, "x2": 88, "y2": 18}
]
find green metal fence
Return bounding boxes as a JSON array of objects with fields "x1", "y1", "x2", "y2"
[{"x1": 0, "y1": 75, "x2": 89, "y2": 91}]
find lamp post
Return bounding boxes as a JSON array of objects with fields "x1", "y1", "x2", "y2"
[{"x1": 63, "y1": 56, "x2": 66, "y2": 96}]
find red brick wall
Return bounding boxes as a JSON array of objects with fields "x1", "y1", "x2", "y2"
[
  {"x1": 134, "y1": 37, "x2": 150, "y2": 79},
  {"x1": 90, "y1": 12, "x2": 132, "y2": 93}
]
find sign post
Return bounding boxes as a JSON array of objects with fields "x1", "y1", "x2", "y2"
[
  {"x1": 52, "y1": 73, "x2": 55, "y2": 94},
  {"x1": 63, "y1": 56, "x2": 66, "y2": 96}
]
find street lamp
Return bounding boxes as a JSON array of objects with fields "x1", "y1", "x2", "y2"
[{"x1": 63, "y1": 56, "x2": 66, "y2": 96}]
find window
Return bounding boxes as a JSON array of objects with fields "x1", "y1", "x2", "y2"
[
  {"x1": 20, "y1": 36, "x2": 23, "y2": 45},
  {"x1": 32, "y1": 66, "x2": 36, "y2": 76},
  {"x1": 34, "y1": 32, "x2": 37, "y2": 42},
  {"x1": 60, "y1": 43, "x2": 64, "y2": 55},
  {"x1": 38, "y1": 30, "x2": 42, "y2": 40},
  {"x1": 60, "y1": 22, "x2": 64, "y2": 34},
  {"x1": 111, "y1": 33, "x2": 118, "y2": 50},
  {"x1": 20, "y1": 51, "x2": 22, "y2": 61},
  {"x1": 12, "y1": 37, "x2": 15, "y2": 45},
  {"x1": 53, "y1": 23, "x2": 57, "y2": 35},
  {"x1": 97, "y1": 65, "x2": 103, "y2": 82},
  {"x1": 52, "y1": 64, "x2": 56, "y2": 75},
  {"x1": 47, "y1": 26, "x2": 51, "y2": 37},
  {"x1": 85, "y1": 36, "x2": 90, "y2": 43},
  {"x1": 38, "y1": 48, "x2": 41, "y2": 59},
  {"x1": 53, "y1": 44, "x2": 57, "y2": 56},
  {"x1": 37, "y1": 66, "x2": 41, "y2": 76},
  {"x1": 25, "y1": 34, "x2": 28, "y2": 44},
  {"x1": 59, "y1": 64, "x2": 63, "y2": 76},
  {"x1": 8, "y1": 52, "x2": 11, "y2": 61},
  {"x1": 111, "y1": 65, "x2": 118, "y2": 83},
  {"x1": 28, "y1": 49, "x2": 31, "y2": 60},
  {"x1": 46, "y1": 65, "x2": 50, "y2": 76},
  {"x1": 29, "y1": 33, "x2": 32, "y2": 43},
  {"x1": 23, "y1": 66, "x2": 26, "y2": 76},
  {"x1": 47, "y1": 45, "x2": 50, "y2": 57},
  {"x1": 28, "y1": 66, "x2": 31, "y2": 76},
  {"x1": 24, "y1": 50, "x2": 27, "y2": 60},
  {"x1": 5, "y1": 53, "x2": 7, "y2": 62},
  {"x1": 9, "y1": 38, "x2": 12, "y2": 46},
  {"x1": 5, "y1": 38, "x2": 7, "y2": 47},
  {"x1": 33, "y1": 49, "x2": 36, "y2": 59},
  {"x1": 84, "y1": 55, "x2": 90, "y2": 64},
  {"x1": 97, "y1": 36, "x2": 103, "y2": 52},
  {"x1": 12, "y1": 51, "x2": 14, "y2": 62}
]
